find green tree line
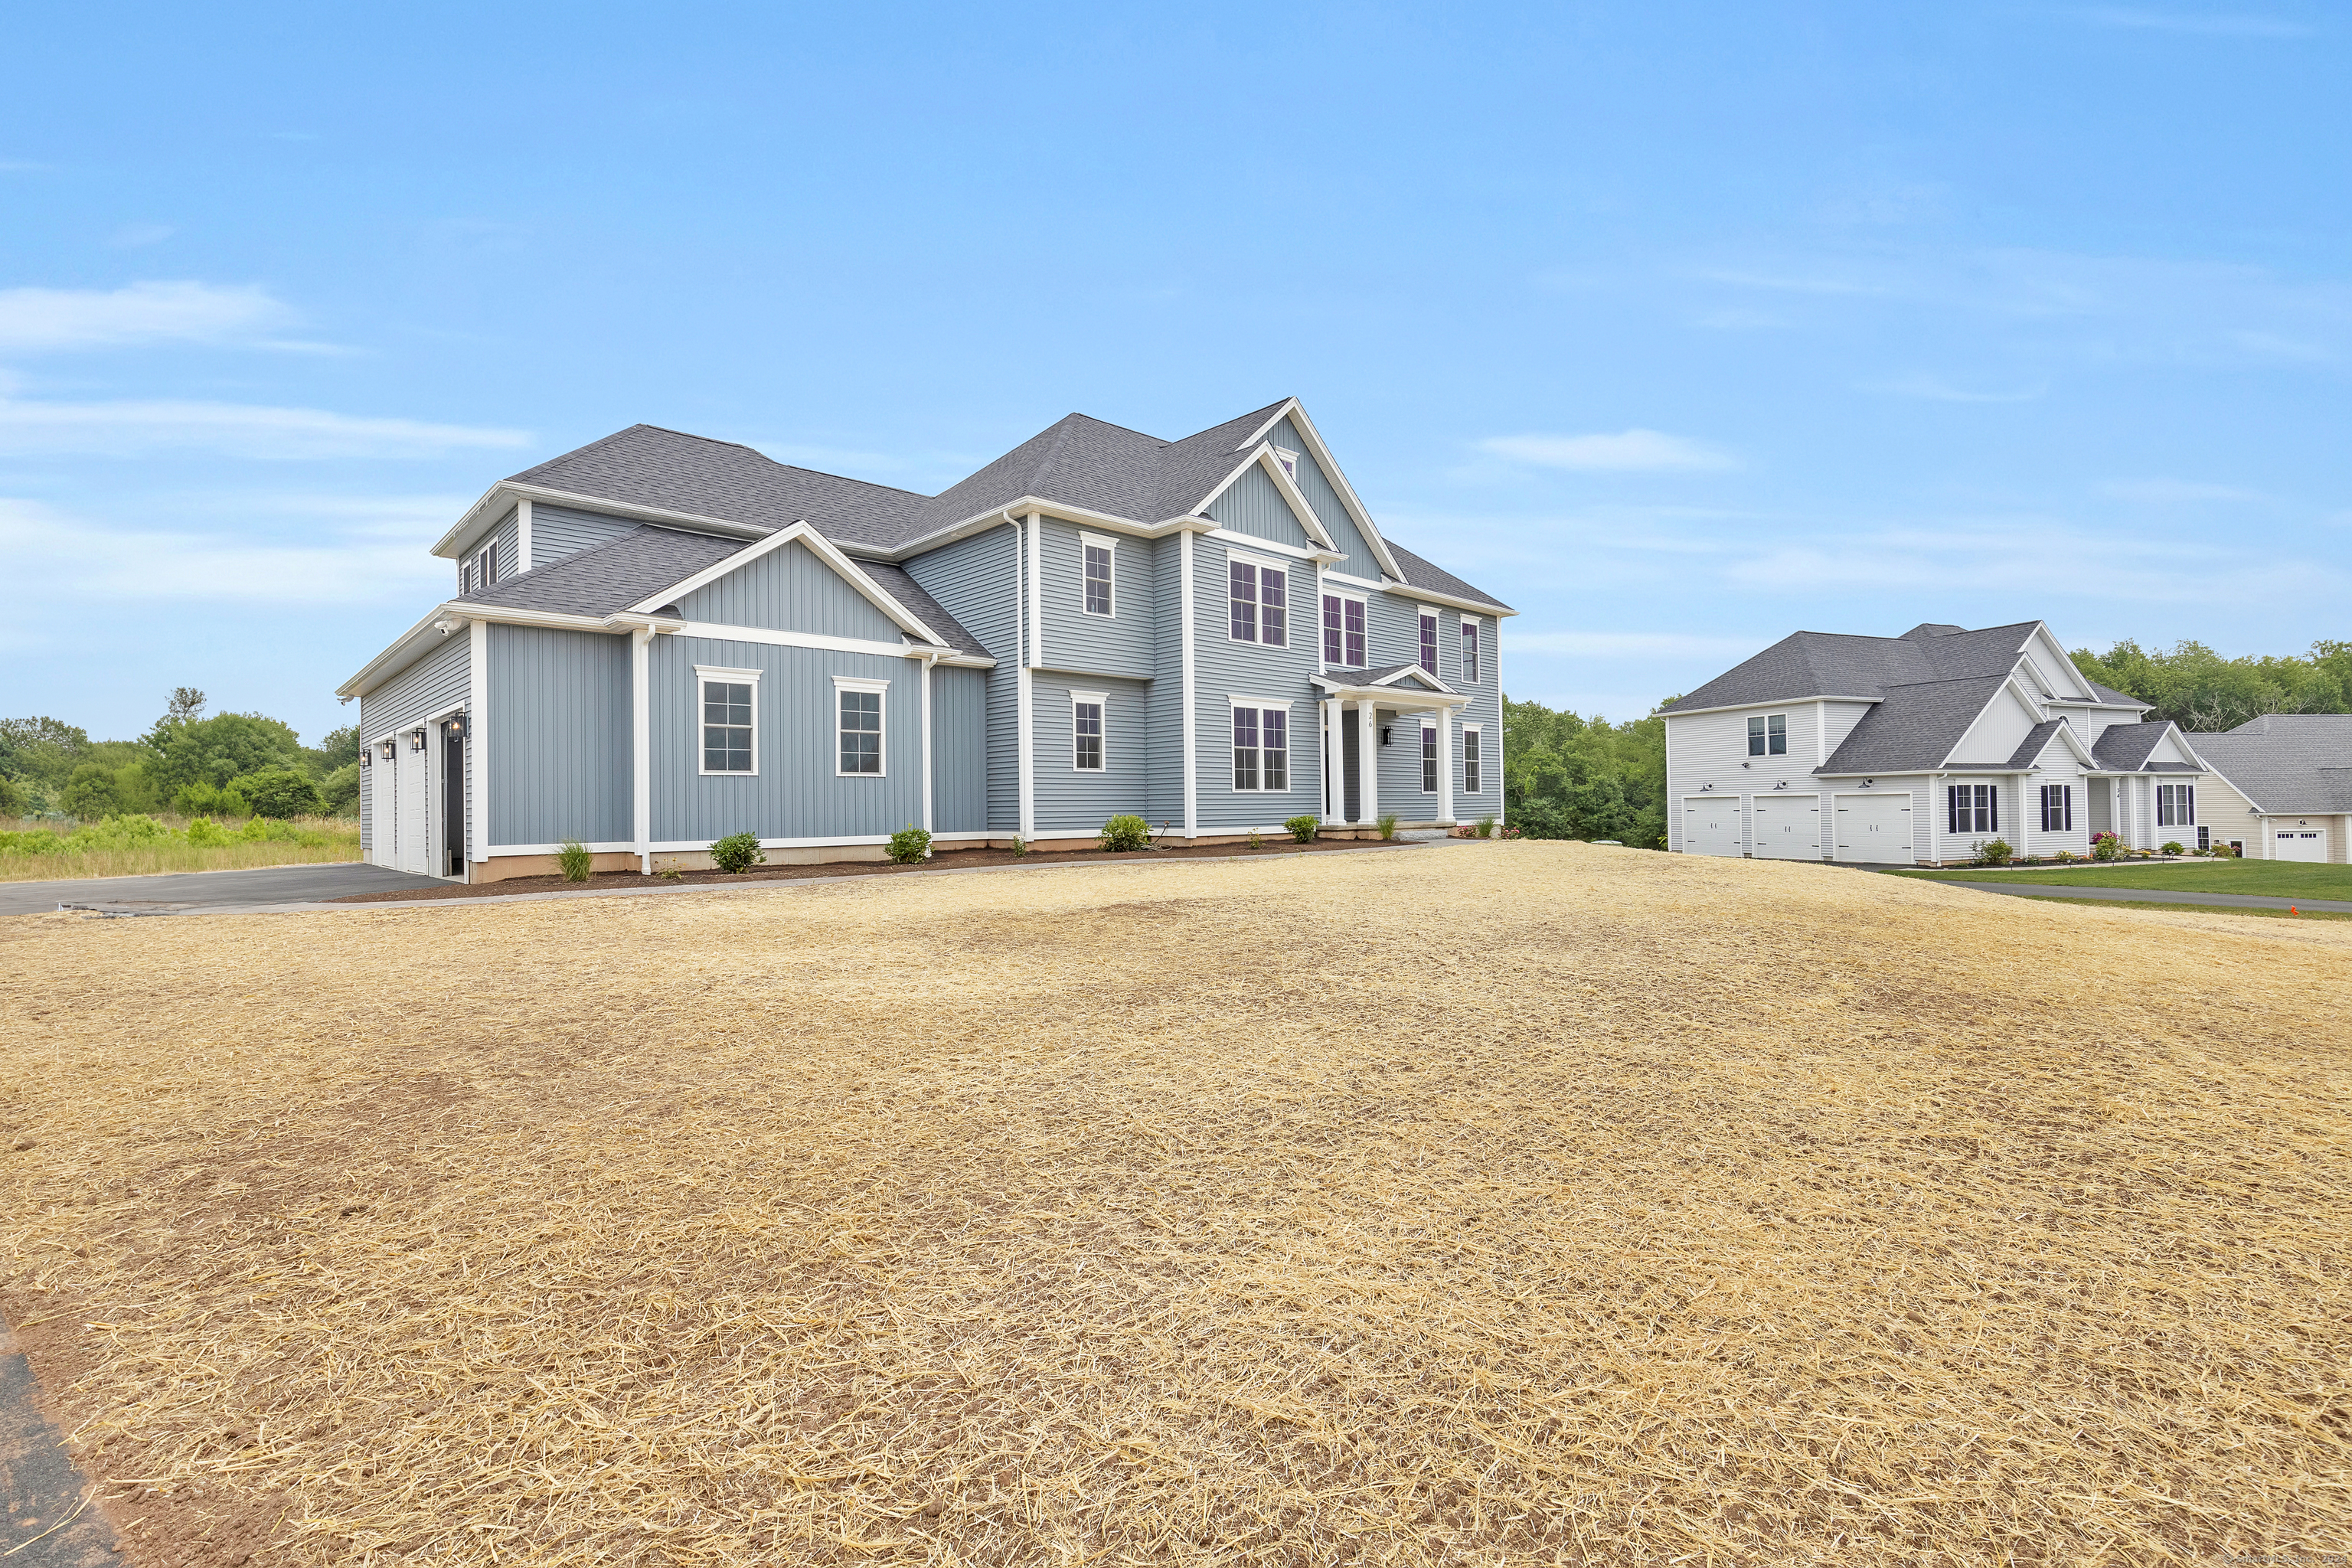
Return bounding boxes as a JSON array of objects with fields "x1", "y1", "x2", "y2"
[
  {"x1": 0, "y1": 688, "x2": 360, "y2": 821},
  {"x1": 1504, "y1": 636, "x2": 2350, "y2": 850}
]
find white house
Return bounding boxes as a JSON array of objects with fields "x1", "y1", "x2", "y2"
[
  {"x1": 1661, "y1": 621, "x2": 2216, "y2": 865},
  {"x1": 2182, "y1": 714, "x2": 2352, "y2": 862}
]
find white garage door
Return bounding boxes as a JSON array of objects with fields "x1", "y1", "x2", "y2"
[
  {"x1": 1752, "y1": 794, "x2": 1821, "y2": 860},
  {"x1": 1681, "y1": 796, "x2": 1744, "y2": 858},
  {"x1": 397, "y1": 735, "x2": 430, "y2": 875},
  {"x1": 1834, "y1": 793, "x2": 1912, "y2": 863},
  {"x1": 2272, "y1": 825, "x2": 2328, "y2": 862},
  {"x1": 368, "y1": 747, "x2": 397, "y2": 867}
]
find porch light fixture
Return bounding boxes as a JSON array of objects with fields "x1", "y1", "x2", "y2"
[
  {"x1": 359, "y1": 750, "x2": 371, "y2": 769},
  {"x1": 378, "y1": 740, "x2": 396, "y2": 762},
  {"x1": 409, "y1": 727, "x2": 427, "y2": 752},
  {"x1": 444, "y1": 714, "x2": 468, "y2": 740}
]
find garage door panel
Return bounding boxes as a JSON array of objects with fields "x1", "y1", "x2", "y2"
[
  {"x1": 2273, "y1": 827, "x2": 2328, "y2": 862},
  {"x1": 1834, "y1": 794, "x2": 1911, "y2": 863},
  {"x1": 1681, "y1": 796, "x2": 1744, "y2": 858},
  {"x1": 1752, "y1": 794, "x2": 1820, "y2": 860}
]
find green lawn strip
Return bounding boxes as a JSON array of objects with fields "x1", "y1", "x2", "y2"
[
  {"x1": 1976, "y1": 893, "x2": 2352, "y2": 922},
  {"x1": 1883, "y1": 862, "x2": 2352, "y2": 899}
]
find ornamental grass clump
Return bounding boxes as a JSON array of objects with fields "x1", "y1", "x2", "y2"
[
  {"x1": 557, "y1": 839, "x2": 594, "y2": 883},
  {"x1": 1376, "y1": 812, "x2": 1400, "y2": 841},
  {"x1": 709, "y1": 831, "x2": 765, "y2": 874}
]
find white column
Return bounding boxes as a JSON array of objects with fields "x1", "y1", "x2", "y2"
[
  {"x1": 515, "y1": 498, "x2": 534, "y2": 573},
  {"x1": 1356, "y1": 700, "x2": 1379, "y2": 825},
  {"x1": 468, "y1": 619, "x2": 488, "y2": 879},
  {"x1": 1027, "y1": 510, "x2": 1044, "y2": 668},
  {"x1": 1436, "y1": 706, "x2": 1455, "y2": 825},
  {"x1": 920, "y1": 654, "x2": 935, "y2": 836},
  {"x1": 1014, "y1": 517, "x2": 1034, "y2": 843},
  {"x1": 1322, "y1": 696, "x2": 1344, "y2": 825},
  {"x1": 1179, "y1": 528, "x2": 1197, "y2": 838},
  {"x1": 631, "y1": 626, "x2": 652, "y2": 874}
]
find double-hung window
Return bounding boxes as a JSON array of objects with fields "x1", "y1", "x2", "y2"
[
  {"x1": 1948, "y1": 782, "x2": 1997, "y2": 834},
  {"x1": 2039, "y1": 784, "x2": 2074, "y2": 832},
  {"x1": 2157, "y1": 782, "x2": 2195, "y2": 827},
  {"x1": 1421, "y1": 723, "x2": 1439, "y2": 792},
  {"x1": 1461, "y1": 619, "x2": 1481, "y2": 684},
  {"x1": 1081, "y1": 534, "x2": 1115, "y2": 617},
  {"x1": 468, "y1": 540, "x2": 498, "y2": 593},
  {"x1": 834, "y1": 676, "x2": 887, "y2": 776},
  {"x1": 1747, "y1": 714, "x2": 1788, "y2": 756},
  {"x1": 1419, "y1": 612, "x2": 1438, "y2": 677},
  {"x1": 1462, "y1": 726, "x2": 1483, "y2": 794},
  {"x1": 1228, "y1": 556, "x2": 1287, "y2": 645},
  {"x1": 1231, "y1": 702, "x2": 1289, "y2": 791},
  {"x1": 696, "y1": 665, "x2": 761, "y2": 775},
  {"x1": 1071, "y1": 691, "x2": 1106, "y2": 772},
  {"x1": 1321, "y1": 593, "x2": 1365, "y2": 666}
]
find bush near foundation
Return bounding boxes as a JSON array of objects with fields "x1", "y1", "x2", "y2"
[
  {"x1": 710, "y1": 832, "x2": 766, "y2": 874},
  {"x1": 888, "y1": 825, "x2": 933, "y2": 864},
  {"x1": 1098, "y1": 815, "x2": 1151, "y2": 853},
  {"x1": 1284, "y1": 815, "x2": 1319, "y2": 843}
]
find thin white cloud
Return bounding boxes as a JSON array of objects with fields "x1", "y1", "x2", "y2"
[
  {"x1": 0, "y1": 280, "x2": 305, "y2": 353},
  {"x1": 106, "y1": 224, "x2": 175, "y2": 250},
  {"x1": 0, "y1": 497, "x2": 457, "y2": 604},
  {"x1": 0, "y1": 397, "x2": 529, "y2": 459},
  {"x1": 1479, "y1": 430, "x2": 1737, "y2": 472},
  {"x1": 2099, "y1": 477, "x2": 2270, "y2": 503},
  {"x1": 1508, "y1": 630, "x2": 1765, "y2": 658},
  {"x1": 1868, "y1": 374, "x2": 2047, "y2": 403},
  {"x1": 2078, "y1": 8, "x2": 2313, "y2": 37}
]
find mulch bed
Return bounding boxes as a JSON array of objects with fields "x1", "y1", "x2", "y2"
[{"x1": 328, "y1": 835, "x2": 1425, "y2": 903}]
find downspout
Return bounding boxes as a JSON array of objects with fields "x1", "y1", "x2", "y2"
[
  {"x1": 920, "y1": 648, "x2": 938, "y2": 844},
  {"x1": 1180, "y1": 527, "x2": 1197, "y2": 838},
  {"x1": 468, "y1": 618, "x2": 488, "y2": 884},
  {"x1": 1011, "y1": 510, "x2": 1034, "y2": 843},
  {"x1": 631, "y1": 626, "x2": 653, "y2": 874}
]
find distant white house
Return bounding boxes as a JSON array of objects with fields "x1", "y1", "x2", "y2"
[
  {"x1": 1661, "y1": 621, "x2": 2215, "y2": 865},
  {"x1": 2183, "y1": 714, "x2": 2352, "y2": 862}
]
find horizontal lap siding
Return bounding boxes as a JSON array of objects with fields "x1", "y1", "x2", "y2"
[
  {"x1": 904, "y1": 528, "x2": 1019, "y2": 833},
  {"x1": 930, "y1": 667, "x2": 988, "y2": 833},
  {"x1": 488, "y1": 625, "x2": 630, "y2": 847},
  {"x1": 357, "y1": 635, "x2": 470, "y2": 864},
  {"x1": 678, "y1": 539, "x2": 905, "y2": 639},
  {"x1": 491, "y1": 508, "x2": 521, "y2": 585},
  {"x1": 1034, "y1": 676, "x2": 1152, "y2": 835},
  {"x1": 1206, "y1": 465, "x2": 1312, "y2": 550},
  {"x1": 650, "y1": 636, "x2": 921, "y2": 843},
  {"x1": 530, "y1": 505, "x2": 640, "y2": 570},
  {"x1": 1194, "y1": 540, "x2": 1318, "y2": 830},
  {"x1": 1038, "y1": 518, "x2": 1155, "y2": 679},
  {"x1": 1664, "y1": 704, "x2": 1825, "y2": 853}
]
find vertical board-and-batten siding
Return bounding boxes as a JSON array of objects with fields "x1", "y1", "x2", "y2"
[
  {"x1": 929, "y1": 666, "x2": 988, "y2": 833},
  {"x1": 487, "y1": 624, "x2": 631, "y2": 848},
  {"x1": 357, "y1": 632, "x2": 471, "y2": 868},
  {"x1": 1204, "y1": 464, "x2": 1314, "y2": 550},
  {"x1": 528, "y1": 504, "x2": 641, "y2": 571},
  {"x1": 1269, "y1": 417, "x2": 1379, "y2": 575},
  {"x1": 677, "y1": 538, "x2": 906, "y2": 639},
  {"x1": 903, "y1": 524, "x2": 1019, "y2": 832}
]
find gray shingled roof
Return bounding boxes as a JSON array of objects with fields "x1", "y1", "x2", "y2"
[
  {"x1": 1665, "y1": 622, "x2": 2042, "y2": 714},
  {"x1": 1818, "y1": 675, "x2": 2012, "y2": 775},
  {"x1": 2089, "y1": 722, "x2": 2177, "y2": 772},
  {"x1": 2188, "y1": 714, "x2": 2352, "y2": 812},
  {"x1": 1321, "y1": 663, "x2": 1450, "y2": 691},
  {"x1": 452, "y1": 524, "x2": 988, "y2": 655},
  {"x1": 2084, "y1": 678, "x2": 2145, "y2": 707},
  {"x1": 1994, "y1": 718, "x2": 2069, "y2": 769},
  {"x1": 1387, "y1": 541, "x2": 1513, "y2": 613}
]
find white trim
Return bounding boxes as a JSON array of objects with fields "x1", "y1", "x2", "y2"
[
  {"x1": 1356, "y1": 701, "x2": 1378, "y2": 824},
  {"x1": 1247, "y1": 400, "x2": 1406, "y2": 582},
  {"x1": 1069, "y1": 689, "x2": 1108, "y2": 773},
  {"x1": 467, "y1": 619, "x2": 488, "y2": 870},
  {"x1": 1079, "y1": 531, "x2": 1118, "y2": 619},
  {"x1": 1459, "y1": 615, "x2": 1483, "y2": 687},
  {"x1": 1227, "y1": 693, "x2": 1295, "y2": 709},
  {"x1": 433, "y1": 481, "x2": 769, "y2": 560},
  {"x1": 673, "y1": 620, "x2": 987, "y2": 665},
  {"x1": 1027, "y1": 509, "x2": 1044, "y2": 667},
  {"x1": 631, "y1": 627, "x2": 652, "y2": 874},
  {"x1": 1180, "y1": 528, "x2": 1197, "y2": 838},
  {"x1": 833, "y1": 675, "x2": 889, "y2": 779},
  {"x1": 623, "y1": 519, "x2": 947, "y2": 647},
  {"x1": 1319, "y1": 585, "x2": 1368, "y2": 669},
  {"x1": 1436, "y1": 714, "x2": 1455, "y2": 824},
  {"x1": 1201, "y1": 527, "x2": 1321, "y2": 563},
  {"x1": 695, "y1": 665, "x2": 763, "y2": 779},
  {"x1": 1188, "y1": 447, "x2": 1340, "y2": 552},
  {"x1": 1222, "y1": 547, "x2": 1292, "y2": 648},
  {"x1": 1321, "y1": 696, "x2": 1344, "y2": 823},
  {"x1": 1228, "y1": 700, "x2": 1294, "y2": 793},
  {"x1": 1014, "y1": 516, "x2": 1034, "y2": 840},
  {"x1": 1664, "y1": 695, "x2": 1885, "y2": 720},
  {"x1": 515, "y1": 498, "x2": 533, "y2": 573},
  {"x1": 1461, "y1": 721, "x2": 1485, "y2": 798}
]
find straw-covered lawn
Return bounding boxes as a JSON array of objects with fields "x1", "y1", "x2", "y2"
[{"x1": 2, "y1": 844, "x2": 2347, "y2": 1566}]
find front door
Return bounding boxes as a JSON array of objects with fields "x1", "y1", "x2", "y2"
[{"x1": 443, "y1": 730, "x2": 466, "y2": 877}]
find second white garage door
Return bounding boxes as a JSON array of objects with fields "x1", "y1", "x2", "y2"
[
  {"x1": 1681, "y1": 796, "x2": 1745, "y2": 857},
  {"x1": 1751, "y1": 794, "x2": 1821, "y2": 859},
  {"x1": 1834, "y1": 793, "x2": 1912, "y2": 863},
  {"x1": 2272, "y1": 825, "x2": 2329, "y2": 862}
]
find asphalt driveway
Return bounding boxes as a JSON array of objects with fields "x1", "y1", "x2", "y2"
[
  {"x1": 1942, "y1": 880, "x2": 2352, "y2": 915},
  {"x1": 0, "y1": 861, "x2": 452, "y2": 917}
]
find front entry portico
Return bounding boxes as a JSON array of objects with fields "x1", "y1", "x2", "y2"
[{"x1": 1314, "y1": 665, "x2": 1466, "y2": 830}]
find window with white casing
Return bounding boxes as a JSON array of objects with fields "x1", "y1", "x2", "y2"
[
  {"x1": 1071, "y1": 691, "x2": 1106, "y2": 772},
  {"x1": 2040, "y1": 783, "x2": 2074, "y2": 832},
  {"x1": 1272, "y1": 447, "x2": 1302, "y2": 483},
  {"x1": 1228, "y1": 554, "x2": 1287, "y2": 645},
  {"x1": 1748, "y1": 714, "x2": 1788, "y2": 756},
  {"x1": 1322, "y1": 593, "x2": 1365, "y2": 666},
  {"x1": 1419, "y1": 612, "x2": 1438, "y2": 677},
  {"x1": 2157, "y1": 782, "x2": 2195, "y2": 828},
  {"x1": 696, "y1": 665, "x2": 762, "y2": 775},
  {"x1": 835, "y1": 676, "x2": 887, "y2": 776},
  {"x1": 1421, "y1": 723, "x2": 1438, "y2": 792},
  {"x1": 1081, "y1": 534, "x2": 1115, "y2": 618},
  {"x1": 1231, "y1": 702, "x2": 1290, "y2": 792},
  {"x1": 473, "y1": 540, "x2": 498, "y2": 593},
  {"x1": 1948, "y1": 783, "x2": 1997, "y2": 834},
  {"x1": 1461, "y1": 619, "x2": 1480, "y2": 684},
  {"x1": 1462, "y1": 726, "x2": 1483, "y2": 794}
]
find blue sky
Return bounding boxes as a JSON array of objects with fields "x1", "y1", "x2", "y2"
[{"x1": 4, "y1": 2, "x2": 2344, "y2": 744}]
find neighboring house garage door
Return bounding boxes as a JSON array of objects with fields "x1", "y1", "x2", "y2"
[
  {"x1": 2272, "y1": 825, "x2": 2329, "y2": 862},
  {"x1": 1681, "y1": 796, "x2": 1744, "y2": 857},
  {"x1": 368, "y1": 744, "x2": 397, "y2": 869},
  {"x1": 1834, "y1": 793, "x2": 1911, "y2": 863},
  {"x1": 1751, "y1": 794, "x2": 1820, "y2": 860}
]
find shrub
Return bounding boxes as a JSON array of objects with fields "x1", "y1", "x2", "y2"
[
  {"x1": 1284, "y1": 814, "x2": 1319, "y2": 844},
  {"x1": 1099, "y1": 814, "x2": 1151, "y2": 853},
  {"x1": 1972, "y1": 837, "x2": 2016, "y2": 867},
  {"x1": 237, "y1": 764, "x2": 322, "y2": 820},
  {"x1": 174, "y1": 778, "x2": 249, "y2": 818},
  {"x1": 1011, "y1": 837, "x2": 1029, "y2": 856},
  {"x1": 2090, "y1": 831, "x2": 2125, "y2": 862},
  {"x1": 1474, "y1": 815, "x2": 1496, "y2": 839},
  {"x1": 2212, "y1": 840, "x2": 2239, "y2": 858},
  {"x1": 60, "y1": 763, "x2": 121, "y2": 819},
  {"x1": 2160, "y1": 841, "x2": 2186, "y2": 858},
  {"x1": 318, "y1": 761, "x2": 362, "y2": 818},
  {"x1": 557, "y1": 840, "x2": 594, "y2": 882},
  {"x1": 710, "y1": 831, "x2": 765, "y2": 874},
  {"x1": 185, "y1": 815, "x2": 234, "y2": 847},
  {"x1": 888, "y1": 825, "x2": 933, "y2": 864},
  {"x1": 1246, "y1": 828, "x2": 1263, "y2": 849},
  {"x1": 2053, "y1": 849, "x2": 2079, "y2": 862}
]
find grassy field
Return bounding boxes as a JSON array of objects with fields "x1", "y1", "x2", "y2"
[
  {"x1": 1890, "y1": 857, "x2": 2352, "y2": 898},
  {"x1": 0, "y1": 815, "x2": 360, "y2": 883},
  {"x1": 2, "y1": 844, "x2": 2347, "y2": 1566}
]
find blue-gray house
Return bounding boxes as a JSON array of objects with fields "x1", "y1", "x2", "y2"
[{"x1": 338, "y1": 398, "x2": 1514, "y2": 880}]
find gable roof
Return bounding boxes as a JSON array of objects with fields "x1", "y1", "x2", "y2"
[
  {"x1": 1666, "y1": 622, "x2": 2046, "y2": 715},
  {"x1": 1387, "y1": 541, "x2": 1513, "y2": 614},
  {"x1": 2189, "y1": 714, "x2": 2352, "y2": 812},
  {"x1": 2089, "y1": 721, "x2": 2192, "y2": 773},
  {"x1": 1818, "y1": 675, "x2": 2013, "y2": 775}
]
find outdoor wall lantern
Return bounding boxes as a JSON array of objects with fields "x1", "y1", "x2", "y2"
[
  {"x1": 444, "y1": 714, "x2": 468, "y2": 741},
  {"x1": 359, "y1": 750, "x2": 371, "y2": 769},
  {"x1": 408, "y1": 727, "x2": 427, "y2": 752},
  {"x1": 378, "y1": 740, "x2": 396, "y2": 762}
]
